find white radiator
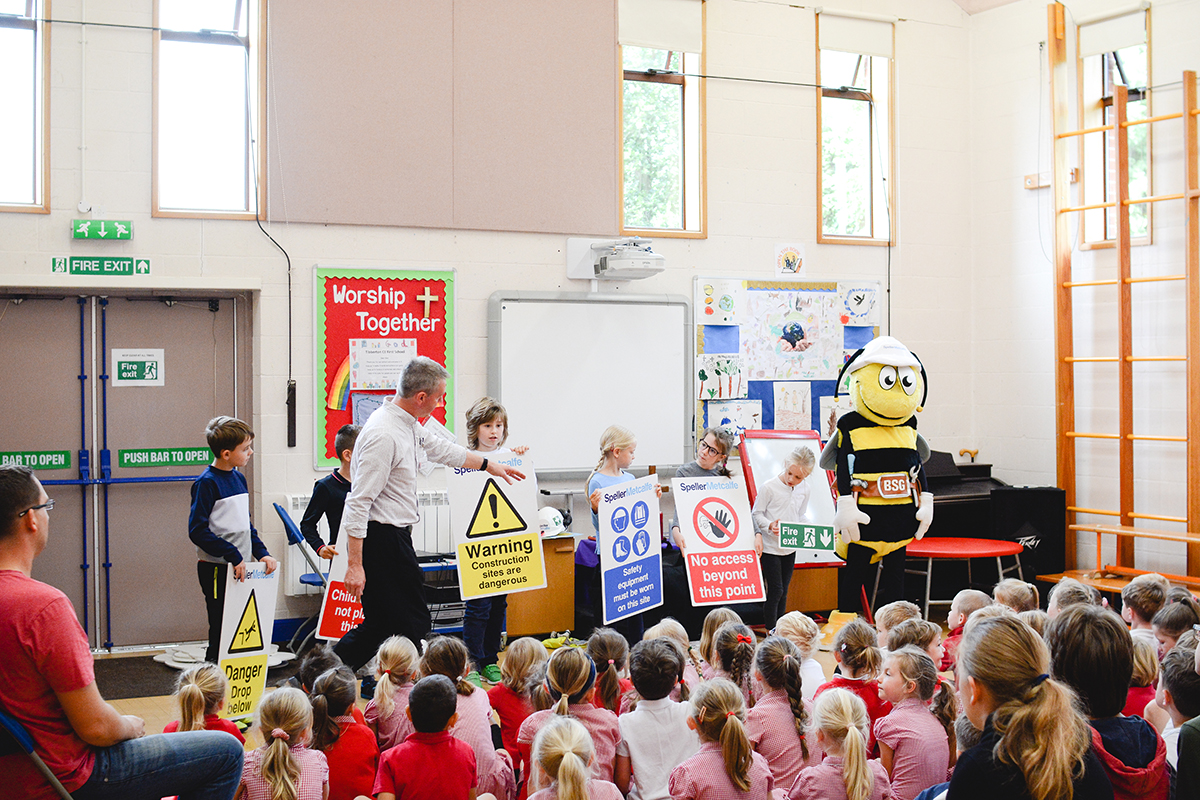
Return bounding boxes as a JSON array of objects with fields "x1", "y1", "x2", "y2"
[{"x1": 281, "y1": 489, "x2": 453, "y2": 597}]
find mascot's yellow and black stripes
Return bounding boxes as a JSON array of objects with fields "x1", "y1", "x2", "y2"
[{"x1": 820, "y1": 336, "x2": 934, "y2": 613}]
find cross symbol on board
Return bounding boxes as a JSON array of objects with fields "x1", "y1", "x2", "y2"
[{"x1": 416, "y1": 286, "x2": 439, "y2": 318}]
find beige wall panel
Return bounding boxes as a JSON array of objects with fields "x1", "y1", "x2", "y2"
[
  {"x1": 452, "y1": 0, "x2": 620, "y2": 235},
  {"x1": 265, "y1": 1, "x2": 455, "y2": 227}
]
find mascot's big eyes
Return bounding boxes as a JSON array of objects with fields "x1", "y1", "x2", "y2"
[
  {"x1": 898, "y1": 366, "x2": 918, "y2": 396},
  {"x1": 878, "y1": 366, "x2": 898, "y2": 390}
]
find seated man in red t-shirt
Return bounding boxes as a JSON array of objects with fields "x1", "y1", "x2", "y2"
[{"x1": 0, "y1": 464, "x2": 244, "y2": 800}]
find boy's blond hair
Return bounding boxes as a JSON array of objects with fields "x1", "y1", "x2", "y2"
[
  {"x1": 993, "y1": 578, "x2": 1040, "y2": 613},
  {"x1": 875, "y1": 601, "x2": 921, "y2": 633},
  {"x1": 205, "y1": 416, "x2": 253, "y2": 457},
  {"x1": 1122, "y1": 573, "x2": 1171, "y2": 623},
  {"x1": 952, "y1": 589, "x2": 992, "y2": 622},
  {"x1": 1018, "y1": 609, "x2": 1050, "y2": 636},
  {"x1": 774, "y1": 611, "x2": 821, "y2": 660},
  {"x1": 963, "y1": 602, "x2": 1016, "y2": 635}
]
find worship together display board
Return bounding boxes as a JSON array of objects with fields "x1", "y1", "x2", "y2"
[{"x1": 314, "y1": 266, "x2": 456, "y2": 468}]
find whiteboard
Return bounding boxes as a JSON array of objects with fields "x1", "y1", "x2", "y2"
[
  {"x1": 488, "y1": 292, "x2": 692, "y2": 475},
  {"x1": 738, "y1": 430, "x2": 840, "y2": 564}
]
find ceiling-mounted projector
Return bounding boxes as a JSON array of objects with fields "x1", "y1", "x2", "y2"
[{"x1": 566, "y1": 237, "x2": 666, "y2": 280}]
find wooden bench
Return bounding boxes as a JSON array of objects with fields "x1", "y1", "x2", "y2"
[{"x1": 1038, "y1": 524, "x2": 1200, "y2": 595}]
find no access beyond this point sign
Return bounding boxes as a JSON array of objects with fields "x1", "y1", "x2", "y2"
[{"x1": 693, "y1": 497, "x2": 739, "y2": 549}]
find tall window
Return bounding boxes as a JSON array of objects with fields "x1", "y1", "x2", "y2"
[
  {"x1": 154, "y1": 0, "x2": 259, "y2": 217},
  {"x1": 816, "y1": 14, "x2": 894, "y2": 245},
  {"x1": 622, "y1": 48, "x2": 702, "y2": 232},
  {"x1": 618, "y1": 0, "x2": 705, "y2": 236},
  {"x1": 1078, "y1": 10, "x2": 1151, "y2": 246},
  {"x1": 0, "y1": 0, "x2": 48, "y2": 212}
]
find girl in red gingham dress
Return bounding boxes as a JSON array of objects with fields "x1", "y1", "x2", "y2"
[
  {"x1": 421, "y1": 635, "x2": 517, "y2": 800},
  {"x1": 788, "y1": 688, "x2": 895, "y2": 800},
  {"x1": 240, "y1": 687, "x2": 329, "y2": 800},
  {"x1": 747, "y1": 637, "x2": 824, "y2": 790},
  {"x1": 874, "y1": 647, "x2": 955, "y2": 800},
  {"x1": 518, "y1": 646, "x2": 622, "y2": 786},
  {"x1": 710, "y1": 622, "x2": 758, "y2": 709},
  {"x1": 669, "y1": 678, "x2": 774, "y2": 800},
  {"x1": 364, "y1": 634, "x2": 420, "y2": 751}
]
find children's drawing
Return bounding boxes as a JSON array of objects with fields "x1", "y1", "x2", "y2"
[
  {"x1": 739, "y1": 289, "x2": 843, "y2": 380},
  {"x1": 819, "y1": 394, "x2": 856, "y2": 440},
  {"x1": 775, "y1": 243, "x2": 806, "y2": 277},
  {"x1": 695, "y1": 354, "x2": 747, "y2": 399},
  {"x1": 773, "y1": 382, "x2": 812, "y2": 431},
  {"x1": 838, "y1": 282, "x2": 880, "y2": 325},
  {"x1": 707, "y1": 399, "x2": 763, "y2": 436},
  {"x1": 695, "y1": 279, "x2": 745, "y2": 326}
]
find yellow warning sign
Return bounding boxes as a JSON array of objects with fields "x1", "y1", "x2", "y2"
[
  {"x1": 465, "y1": 478, "x2": 528, "y2": 539},
  {"x1": 228, "y1": 590, "x2": 263, "y2": 654},
  {"x1": 219, "y1": 654, "x2": 269, "y2": 719},
  {"x1": 457, "y1": 532, "x2": 545, "y2": 599}
]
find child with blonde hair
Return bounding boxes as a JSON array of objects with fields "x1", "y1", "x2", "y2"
[
  {"x1": 1124, "y1": 637, "x2": 1159, "y2": 718},
  {"x1": 490, "y1": 637, "x2": 551, "y2": 786},
  {"x1": 1046, "y1": 577, "x2": 1094, "y2": 618},
  {"x1": 614, "y1": 638, "x2": 699, "y2": 799},
  {"x1": 310, "y1": 666, "x2": 377, "y2": 800},
  {"x1": 774, "y1": 611, "x2": 826, "y2": 700},
  {"x1": 992, "y1": 579, "x2": 1039, "y2": 613},
  {"x1": 587, "y1": 628, "x2": 632, "y2": 714},
  {"x1": 949, "y1": 615, "x2": 1112, "y2": 800},
  {"x1": 752, "y1": 446, "x2": 817, "y2": 629},
  {"x1": 1017, "y1": 609, "x2": 1049, "y2": 637},
  {"x1": 421, "y1": 635, "x2": 516, "y2": 800},
  {"x1": 364, "y1": 635, "x2": 420, "y2": 750},
  {"x1": 240, "y1": 687, "x2": 329, "y2": 800},
  {"x1": 874, "y1": 647, "x2": 953, "y2": 800},
  {"x1": 669, "y1": 678, "x2": 774, "y2": 799},
  {"x1": 941, "y1": 589, "x2": 991, "y2": 672},
  {"x1": 711, "y1": 621, "x2": 758, "y2": 708},
  {"x1": 518, "y1": 645, "x2": 622, "y2": 784},
  {"x1": 530, "y1": 716, "x2": 623, "y2": 800},
  {"x1": 586, "y1": 425, "x2": 661, "y2": 641},
  {"x1": 163, "y1": 662, "x2": 244, "y2": 742},
  {"x1": 698, "y1": 607, "x2": 742, "y2": 679},
  {"x1": 788, "y1": 688, "x2": 894, "y2": 800},
  {"x1": 874, "y1": 601, "x2": 921, "y2": 651},
  {"x1": 747, "y1": 636, "x2": 823, "y2": 790},
  {"x1": 815, "y1": 618, "x2": 889, "y2": 754},
  {"x1": 644, "y1": 617, "x2": 702, "y2": 693}
]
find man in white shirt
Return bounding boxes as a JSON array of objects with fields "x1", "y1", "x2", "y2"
[{"x1": 334, "y1": 357, "x2": 524, "y2": 670}]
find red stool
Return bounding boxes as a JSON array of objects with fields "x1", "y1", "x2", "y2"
[{"x1": 888, "y1": 537, "x2": 1024, "y2": 619}]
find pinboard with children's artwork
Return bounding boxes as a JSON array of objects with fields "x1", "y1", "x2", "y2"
[
  {"x1": 694, "y1": 277, "x2": 878, "y2": 441},
  {"x1": 738, "y1": 430, "x2": 840, "y2": 565}
]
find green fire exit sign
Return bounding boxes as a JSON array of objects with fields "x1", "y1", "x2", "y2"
[
  {"x1": 52, "y1": 257, "x2": 150, "y2": 276},
  {"x1": 73, "y1": 220, "x2": 132, "y2": 239}
]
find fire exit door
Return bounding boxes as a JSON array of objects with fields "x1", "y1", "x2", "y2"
[{"x1": 0, "y1": 292, "x2": 253, "y2": 648}]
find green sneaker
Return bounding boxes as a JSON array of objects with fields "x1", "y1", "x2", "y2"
[
  {"x1": 466, "y1": 670, "x2": 484, "y2": 688},
  {"x1": 482, "y1": 663, "x2": 502, "y2": 684}
]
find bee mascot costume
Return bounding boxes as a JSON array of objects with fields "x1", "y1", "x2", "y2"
[{"x1": 820, "y1": 336, "x2": 934, "y2": 613}]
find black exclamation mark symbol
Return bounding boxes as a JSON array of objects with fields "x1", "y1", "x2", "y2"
[{"x1": 490, "y1": 494, "x2": 499, "y2": 527}]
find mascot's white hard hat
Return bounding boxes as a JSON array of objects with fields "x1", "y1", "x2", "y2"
[
  {"x1": 842, "y1": 335, "x2": 922, "y2": 374},
  {"x1": 538, "y1": 506, "x2": 565, "y2": 537}
]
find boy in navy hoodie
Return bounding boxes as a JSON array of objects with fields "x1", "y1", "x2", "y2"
[
  {"x1": 189, "y1": 415, "x2": 277, "y2": 663},
  {"x1": 300, "y1": 424, "x2": 360, "y2": 558},
  {"x1": 1046, "y1": 603, "x2": 1169, "y2": 800}
]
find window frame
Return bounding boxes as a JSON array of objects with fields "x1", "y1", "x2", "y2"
[
  {"x1": 815, "y1": 18, "x2": 896, "y2": 247},
  {"x1": 151, "y1": 0, "x2": 265, "y2": 220},
  {"x1": 0, "y1": 0, "x2": 51, "y2": 214},
  {"x1": 1075, "y1": 9, "x2": 1152, "y2": 249},
  {"x1": 618, "y1": 42, "x2": 706, "y2": 238}
]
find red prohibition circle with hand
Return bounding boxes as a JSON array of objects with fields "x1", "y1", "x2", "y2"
[{"x1": 692, "y1": 498, "x2": 739, "y2": 549}]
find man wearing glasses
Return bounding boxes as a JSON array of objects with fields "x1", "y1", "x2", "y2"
[{"x1": 0, "y1": 464, "x2": 244, "y2": 800}]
